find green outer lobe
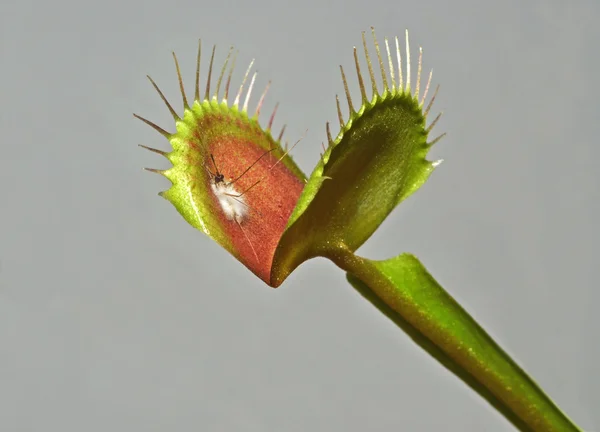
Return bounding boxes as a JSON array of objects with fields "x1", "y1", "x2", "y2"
[
  {"x1": 335, "y1": 249, "x2": 580, "y2": 432},
  {"x1": 272, "y1": 92, "x2": 436, "y2": 285}
]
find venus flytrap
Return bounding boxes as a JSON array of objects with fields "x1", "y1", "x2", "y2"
[{"x1": 137, "y1": 29, "x2": 581, "y2": 431}]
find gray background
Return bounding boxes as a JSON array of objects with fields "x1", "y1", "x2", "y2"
[{"x1": 1, "y1": 0, "x2": 598, "y2": 430}]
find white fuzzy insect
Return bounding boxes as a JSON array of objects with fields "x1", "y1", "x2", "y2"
[
  {"x1": 205, "y1": 153, "x2": 251, "y2": 224},
  {"x1": 206, "y1": 153, "x2": 258, "y2": 261},
  {"x1": 206, "y1": 149, "x2": 277, "y2": 225},
  {"x1": 210, "y1": 178, "x2": 248, "y2": 224}
]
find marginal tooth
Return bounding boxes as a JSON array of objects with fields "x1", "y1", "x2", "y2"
[
  {"x1": 133, "y1": 113, "x2": 170, "y2": 138},
  {"x1": 224, "y1": 50, "x2": 239, "y2": 101},
  {"x1": 371, "y1": 27, "x2": 389, "y2": 92},
  {"x1": 415, "y1": 47, "x2": 423, "y2": 100},
  {"x1": 234, "y1": 59, "x2": 254, "y2": 108},
  {"x1": 336, "y1": 94, "x2": 344, "y2": 128},
  {"x1": 277, "y1": 124, "x2": 286, "y2": 142},
  {"x1": 267, "y1": 102, "x2": 279, "y2": 131},
  {"x1": 405, "y1": 30, "x2": 411, "y2": 93},
  {"x1": 255, "y1": 81, "x2": 271, "y2": 117},
  {"x1": 426, "y1": 112, "x2": 443, "y2": 133},
  {"x1": 204, "y1": 45, "x2": 216, "y2": 100},
  {"x1": 421, "y1": 69, "x2": 433, "y2": 106},
  {"x1": 146, "y1": 75, "x2": 179, "y2": 120},
  {"x1": 385, "y1": 38, "x2": 395, "y2": 91},
  {"x1": 172, "y1": 52, "x2": 188, "y2": 108},
  {"x1": 395, "y1": 36, "x2": 403, "y2": 90},
  {"x1": 429, "y1": 133, "x2": 446, "y2": 146},
  {"x1": 138, "y1": 144, "x2": 168, "y2": 156},
  {"x1": 194, "y1": 39, "x2": 201, "y2": 102},
  {"x1": 215, "y1": 46, "x2": 234, "y2": 100},
  {"x1": 361, "y1": 31, "x2": 378, "y2": 97},
  {"x1": 243, "y1": 71, "x2": 257, "y2": 112},
  {"x1": 340, "y1": 65, "x2": 355, "y2": 113},
  {"x1": 424, "y1": 84, "x2": 440, "y2": 118},
  {"x1": 143, "y1": 167, "x2": 166, "y2": 175},
  {"x1": 353, "y1": 47, "x2": 367, "y2": 102}
]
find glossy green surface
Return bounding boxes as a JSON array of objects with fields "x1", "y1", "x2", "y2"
[
  {"x1": 273, "y1": 94, "x2": 437, "y2": 283},
  {"x1": 338, "y1": 250, "x2": 581, "y2": 432},
  {"x1": 273, "y1": 31, "x2": 441, "y2": 285}
]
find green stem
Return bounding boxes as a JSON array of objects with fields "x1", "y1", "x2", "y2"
[{"x1": 328, "y1": 247, "x2": 580, "y2": 432}]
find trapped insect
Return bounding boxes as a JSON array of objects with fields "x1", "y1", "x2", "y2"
[{"x1": 205, "y1": 150, "x2": 273, "y2": 224}]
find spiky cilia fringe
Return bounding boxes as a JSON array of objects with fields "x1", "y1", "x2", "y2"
[
  {"x1": 323, "y1": 28, "x2": 446, "y2": 159},
  {"x1": 134, "y1": 40, "x2": 289, "y2": 173}
]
